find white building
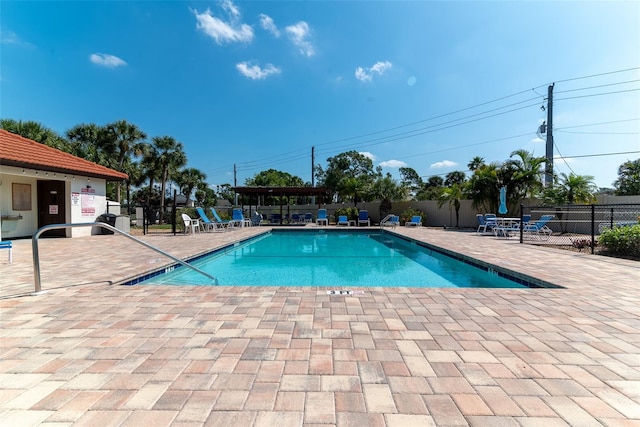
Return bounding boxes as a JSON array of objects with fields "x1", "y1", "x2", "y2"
[{"x1": 0, "y1": 130, "x2": 128, "y2": 238}]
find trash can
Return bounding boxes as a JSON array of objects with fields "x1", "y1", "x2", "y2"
[{"x1": 97, "y1": 213, "x2": 117, "y2": 234}]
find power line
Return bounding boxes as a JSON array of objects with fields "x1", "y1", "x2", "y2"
[
  {"x1": 556, "y1": 130, "x2": 639, "y2": 135},
  {"x1": 557, "y1": 150, "x2": 640, "y2": 159},
  {"x1": 555, "y1": 79, "x2": 640, "y2": 94},
  {"x1": 556, "y1": 87, "x2": 640, "y2": 101},
  {"x1": 553, "y1": 66, "x2": 640, "y2": 84},
  {"x1": 555, "y1": 117, "x2": 640, "y2": 130}
]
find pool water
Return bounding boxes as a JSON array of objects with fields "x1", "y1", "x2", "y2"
[{"x1": 142, "y1": 230, "x2": 525, "y2": 288}]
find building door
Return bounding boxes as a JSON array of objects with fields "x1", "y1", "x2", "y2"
[{"x1": 37, "y1": 180, "x2": 66, "y2": 237}]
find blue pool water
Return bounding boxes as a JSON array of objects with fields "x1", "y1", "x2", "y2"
[{"x1": 141, "y1": 230, "x2": 525, "y2": 288}]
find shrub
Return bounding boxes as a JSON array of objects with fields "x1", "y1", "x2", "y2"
[
  {"x1": 400, "y1": 208, "x2": 426, "y2": 226},
  {"x1": 598, "y1": 224, "x2": 640, "y2": 258}
]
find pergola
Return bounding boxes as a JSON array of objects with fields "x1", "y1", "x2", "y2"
[{"x1": 231, "y1": 186, "x2": 328, "y2": 225}]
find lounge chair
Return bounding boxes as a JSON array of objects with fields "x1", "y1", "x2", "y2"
[
  {"x1": 316, "y1": 209, "x2": 328, "y2": 226},
  {"x1": 405, "y1": 215, "x2": 422, "y2": 227},
  {"x1": 337, "y1": 215, "x2": 349, "y2": 226},
  {"x1": 380, "y1": 214, "x2": 399, "y2": 229},
  {"x1": 358, "y1": 210, "x2": 370, "y2": 226},
  {"x1": 181, "y1": 213, "x2": 200, "y2": 235},
  {"x1": 252, "y1": 211, "x2": 263, "y2": 226},
  {"x1": 523, "y1": 214, "x2": 554, "y2": 240},
  {"x1": 0, "y1": 240, "x2": 12, "y2": 264},
  {"x1": 196, "y1": 207, "x2": 223, "y2": 232},
  {"x1": 476, "y1": 214, "x2": 495, "y2": 235},
  {"x1": 232, "y1": 208, "x2": 251, "y2": 227},
  {"x1": 291, "y1": 213, "x2": 301, "y2": 224},
  {"x1": 304, "y1": 213, "x2": 313, "y2": 223},
  {"x1": 209, "y1": 207, "x2": 232, "y2": 230},
  {"x1": 270, "y1": 213, "x2": 282, "y2": 225}
]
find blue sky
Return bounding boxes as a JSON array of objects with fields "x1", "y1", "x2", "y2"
[{"x1": 2, "y1": 1, "x2": 639, "y2": 190}]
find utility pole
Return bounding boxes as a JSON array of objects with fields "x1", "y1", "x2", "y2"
[
  {"x1": 233, "y1": 164, "x2": 238, "y2": 205},
  {"x1": 311, "y1": 146, "x2": 315, "y2": 205},
  {"x1": 545, "y1": 83, "x2": 555, "y2": 187}
]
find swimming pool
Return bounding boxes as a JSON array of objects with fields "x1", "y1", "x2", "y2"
[{"x1": 139, "y1": 230, "x2": 527, "y2": 288}]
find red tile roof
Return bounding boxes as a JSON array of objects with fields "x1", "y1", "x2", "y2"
[{"x1": 0, "y1": 129, "x2": 128, "y2": 181}]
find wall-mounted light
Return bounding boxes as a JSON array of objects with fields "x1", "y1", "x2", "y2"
[{"x1": 22, "y1": 169, "x2": 25, "y2": 174}]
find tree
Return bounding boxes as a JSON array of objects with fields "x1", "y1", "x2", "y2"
[
  {"x1": 245, "y1": 169, "x2": 305, "y2": 205},
  {"x1": 150, "y1": 136, "x2": 187, "y2": 220},
  {"x1": 466, "y1": 162, "x2": 500, "y2": 213},
  {"x1": 66, "y1": 123, "x2": 107, "y2": 163},
  {"x1": 102, "y1": 120, "x2": 147, "y2": 202},
  {"x1": 506, "y1": 149, "x2": 546, "y2": 200},
  {"x1": 316, "y1": 151, "x2": 381, "y2": 204},
  {"x1": 1, "y1": 118, "x2": 69, "y2": 150},
  {"x1": 175, "y1": 168, "x2": 207, "y2": 206},
  {"x1": 544, "y1": 173, "x2": 597, "y2": 205},
  {"x1": 444, "y1": 171, "x2": 466, "y2": 187},
  {"x1": 437, "y1": 183, "x2": 465, "y2": 228},
  {"x1": 399, "y1": 167, "x2": 423, "y2": 198},
  {"x1": 614, "y1": 159, "x2": 640, "y2": 195},
  {"x1": 467, "y1": 156, "x2": 485, "y2": 172},
  {"x1": 216, "y1": 184, "x2": 235, "y2": 204},
  {"x1": 416, "y1": 175, "x2": 444, "y2": 200},
  {"x1": 372, "y1": 173, "x2": 408, "y2": 219}
]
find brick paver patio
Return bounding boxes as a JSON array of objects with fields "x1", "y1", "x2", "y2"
[{"x1": 0, "y1": 226, "x2": 638, "y2": 426}]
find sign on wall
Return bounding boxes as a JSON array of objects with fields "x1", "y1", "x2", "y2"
[{"x1": 81, "y1": 187, "x2": 95, "y2": 216}]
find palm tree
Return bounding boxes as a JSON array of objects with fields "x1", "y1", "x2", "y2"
[
  {"x1": 467, "y1": 156, "x2": 485, "y2": 172},
  {"x1": 437, "y1": 183, "x2": 465, "y2": 228},
  {"x1": 66, "y1": 123, "x2": 107, "y2": 164},
  {"x1": 543, "y1": 173, "x2": 597, "y2": 233},
  {"x1": 508, "y1": 149, "x2": 546, "y2": 200},
  {"x1": 102, "y1": 120, "x2": 147, "y2": 202},
  {"x1": 1, "y1": 118, "x2": 69, "y2": 150},
  {"x1": 151, "y1": 136, "x2": 187, "y2": 220},
  {"x1": 175, "y1": 168, "x2": 207, "y2": 206}
]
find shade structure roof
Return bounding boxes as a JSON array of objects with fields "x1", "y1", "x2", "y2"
[
  {"x1": 231, "y1": 186, "x2": 328, "y2": 197},
  {"x1": 0, "y1": 129, "x2": 128, "y2": 181}
]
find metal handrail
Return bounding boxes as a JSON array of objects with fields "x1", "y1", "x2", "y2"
[{"x1": 32, "y1": 222, "x2": 218, "y2": 293}]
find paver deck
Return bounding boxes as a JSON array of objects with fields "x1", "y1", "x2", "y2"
[{"x1": 0, "y1": 226, "x2": 639, "y2": 426}]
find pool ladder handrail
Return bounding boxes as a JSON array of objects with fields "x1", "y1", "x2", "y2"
[{"x1": 32, "y1": 222, "x2": 218, "y2": 293}]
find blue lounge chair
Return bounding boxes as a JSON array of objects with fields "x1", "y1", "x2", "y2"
[
  {"x1": 476, "y1": 214, "x2": 495, "y2": 235},
  {"x1": 405, "y1": 215, "x2": 422, "y2": 227},
  {"x1": 196, "y1": 207, "x2": 223, "y2": 232},
  {"x1": 252, "y1": 211, "x2": 263, "y2": 226},
  {"x1": 316, "y1": 209, "x2": 328, "y2": 226},
  {"x1": 337, "y1": 215, "x2": 349, "y2": 226},
  {"x1": 209, "y1": 207, "x2": 232, "y2": 230},
  {"x1": 380, "y1": 214, "x2": 399, "y2": 229},
  {"x1": 304, "y1": 213, "x2": 313, "y2": 223},
  {"x1": 232, "y1": 208, "x2": 250, "y2": 227},
  {"x1": 358, "y1": 210, "x2": 370, "y2": 226},
  {"x1": 270, "y1": 213, "x2": 282, "y2": 224},
  {"x1": 523, "y1": 215, "x2": 554, "y2": 240},
  {"x1": 291, "y1": 213, "x2": 301, "y2": 223},
  {"x1": 0, "y1": 240, "x2": 12, "y2": 264}
]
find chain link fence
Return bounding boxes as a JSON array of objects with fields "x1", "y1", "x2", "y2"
[{"x1": 521, "y1": 204, "x2": 640, "y2": 255}]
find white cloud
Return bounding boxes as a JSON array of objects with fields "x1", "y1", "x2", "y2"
[
  {"x1": 1, "y1": 30, "x2": 32, "y2": 47},
  {"x1": 193, "y1": 5, "x2": 253, "y2": 45},
  {"x1": 530, "y1": 137, "x2": 545, "y2": 144},
  {"x1": 236, "y1": 61, "x2": 281, "y2": 80},
  {"x1": 359, "y1": 151, "x2": 376, "y2": 161},
  {"x1": 259, "y1": 14, "x2": 280, "y2": 37},
  {"x1": 379, "y1": 160, "x2": 407, "y2": 168},
  {"x1": 355, "y1": 60, "x2": 392, "y2": 82},
  {"x1": 430, "y1": 160, "x2": 457, "y2": 169},
  {"x1": 89, "y1": 53, "x2": 127, "y2": 68},
  {"x1": 285, "y1": 21, "x2": 314, "y2": 57}
]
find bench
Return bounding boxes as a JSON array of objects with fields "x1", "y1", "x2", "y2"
[{"x1": 0, "y1": 241, "x2": 12, "y2": 264}]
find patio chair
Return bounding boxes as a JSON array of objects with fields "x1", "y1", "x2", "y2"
[
  {"x1": 291, "y1": 213, "x2": 301, "y2": 224},
  {"x1": 232, "y1": 208, "x2": 251, "y2": 227},
  {"x1": 270, "y1": 213, "x2": 282, "y2": 224},
  {"x1": 196, "y1": 207, "x2": 223, "y2": 232},
  {"x1": 316, "y1": 209, "x2": 328, "y2": 226},
  {"x1": 405, "y1": 215, "x2": 422, "y2": 227},
  {"x1": 0, "y1": 240, "x2": 12, "y2": 264},
  {"x1": 523, "y1": 214, "x2": 554, "y2": 240},
  {"x1": 380, "y1": 214, "x2": 399, "y2": 229},
  {"x1": 252, "y1": 211, "x2": 263, "y2": 226},
  {"x1": 181, "y1": 213, "x2": 200, "y2": 235},
  {"x1": 476, "y1": 214, "x2": 495, "y2": 235},
  {"x1": 209, "y1": 207, "x2": 232, "y2": 230},
  {"x1": 358, "y1": 210, "x2": 370, "y2": 226},
  {"x1": 337, "y1": 215, "x2": 349, "y2": 226},
  {"x1": 304, "y1": 213, "x2": 313, "y2": 223}
]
